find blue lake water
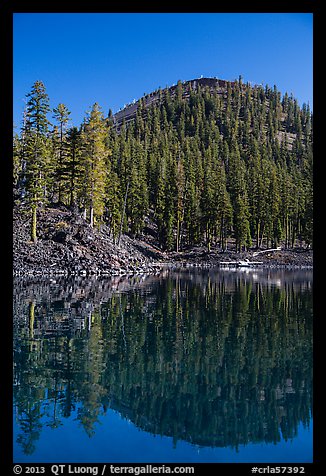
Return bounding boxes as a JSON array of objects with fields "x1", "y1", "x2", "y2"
[{"x1": 13, "y1": 268, "x2": 313, "y2": 463}]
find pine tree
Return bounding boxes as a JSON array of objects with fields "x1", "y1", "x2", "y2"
[
  {"x1": 200, "y1": 147, "x2": 217, "y2": 252},
  {"x1": 65, "y1": 126, "x2": 84, "y2": 207},
  {"x1": 15, "y1": 107, "x2": 28, "y2": 197},
  {"x1": 126, "y1": 139, "x2": 148, "y2": 237},
  {"x1": 278, "y1": 167, "x2": 294, "y2": 249},
  {"x1": 175, "y1": 150, "x2": 185, "y2": 252},
  {"x1": 183, "y1": 139, "x2": 200, "y2": 246},
  {"x1": 52, "y1": 103, "x2": 71, "y2": 203},
  {"x1": 264, "y1": 162, "x2": 282, "y2": 248},
  {"x1": 23, "y1": 80, "x2": 51, "y2": 242},
  {"x1": 247, "y1": 138, "x2": 265, "y2": 248},
  {"x1": 81, "y1": 103, "x2": 107, "y2": 227},
  {"x1": 228, "y1": 142, "x2": 251, "y2": 251},
  {"x1": 13, "y1": 133, "x2": 22, "y2": 196},
  {"x1": 162, "y1": 153, "x2": 178, "y2": 250},
  {"x1": 154, "y1": 161, "x2": 166, "y2": 248},
  {"x1": 105, "y1": 166, "x2": 122, "y2": 243},
  {"x1": 215, "y1": 162, "x2": 233, "y2": 250}
]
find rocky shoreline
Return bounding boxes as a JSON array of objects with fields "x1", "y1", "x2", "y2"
[{"x1": 13, "y1": 205, "x2": 313, "y2": 278}]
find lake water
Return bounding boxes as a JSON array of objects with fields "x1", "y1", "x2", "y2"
[{"x1": 13, "y1": 268, "x2": 313, "y2": 463}]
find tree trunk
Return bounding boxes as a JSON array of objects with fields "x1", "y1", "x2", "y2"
[
  {"x1": 291, "y1": 221, "x2": 297, "y2": 249},
  {"x1": 176, "y1": 219, "x2": 180, "y2": 253},
  {"x1": 206, "y1": 223, "x2": 211, "y2": 252},
  {"x1": 118, "y1": 181, "x2": 129, "y2": 246},
  {"x1": 259, "y1": 224, "x2": 265, "y2": 248},
  {"x1": 58, "y1": 123, "x2": 63, "y2": 204},
  {"x1": 256, "y1": 221, "x2": 260, "y2": 248},
  {"x1": 89, "y1": 206, "x2": 94, "y2": 228},
  {"x1": 31, "y1": 205, "x2": 37, "y2": 243},
  {"x1": 179, "y1": 218, "x2": 185, "y2": 253},
  {"x1": 70, "y1": 147, "x2": 76, "y2": 206}
]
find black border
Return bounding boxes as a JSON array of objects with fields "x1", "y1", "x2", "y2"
[{"x1": 2, "y1": 2, "x2": 322, "y2": 475}]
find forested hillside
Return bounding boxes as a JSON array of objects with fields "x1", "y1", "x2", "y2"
[{"x1": 13, "y1": 77, "x2": 313, "y2": 253}]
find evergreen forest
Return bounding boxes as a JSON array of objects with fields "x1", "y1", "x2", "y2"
[{"x1": 13, "y1": 77, "x2": 313, "y2": 252}]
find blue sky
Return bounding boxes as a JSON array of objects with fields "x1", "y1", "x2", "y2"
[{"x1": 13, "y1": 13, "x2": 313, "y2": 129}]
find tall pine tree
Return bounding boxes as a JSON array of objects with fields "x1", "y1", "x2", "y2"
[{"x1": 23, "y1": 81, "x2": 51, "y2": 242}]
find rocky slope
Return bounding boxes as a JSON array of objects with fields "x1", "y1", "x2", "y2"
[
  {"x1": 168, "y1": 246, "x2": 313, "y2": 268},
  {"x1": 13, "y1": 205, "x2": 165, "y2": 277},
  {"x1": 13, "y1": 204, "x2": 313, "y2": 277}
]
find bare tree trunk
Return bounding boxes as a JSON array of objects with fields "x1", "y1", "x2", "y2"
[
  {"x1": 176, "y1": 219, "x2": 180, "y2": 253},
  {"x1": 31, "y1": 204, "x2": 37, "y2": 243},
  {"x1": 118, "y1": 181, "x2": 129, "y2": 246},
  {"x1": 179, "y1": 219, "x2": 184, "y2": 252},
  {"x1": 256, "y1": 221, "x2": 260, "y2": 248},
  {"x1": 90, "y1": 206, "x2": 94, "y2": 228},
  {"x1": 259, "y1": 224, "x2": 265, "y2": 248}
]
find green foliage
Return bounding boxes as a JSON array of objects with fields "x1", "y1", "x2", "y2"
[
  {"x1": 80, "y1": 103, "x2": 107, "y2": 226},
  {"x1": 13, "y1": 133, "x2": 22, "y2": 190},
  {"x1": 51, "y1": 103, "x2": 71, "y2": 203},
  {"x1": 65, "y1": 126, "x2": 84, "y2": 207},
  {"x1": 14, "y1": 78, "x2": 313, "y2": 250},
  {"x1": 21, "y1": 81, "x2": 51, "y2": 241}
]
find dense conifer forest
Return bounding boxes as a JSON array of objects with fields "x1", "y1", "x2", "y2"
[{"x1": 13, "y1": 77, "x2": 313, "y2": 253}]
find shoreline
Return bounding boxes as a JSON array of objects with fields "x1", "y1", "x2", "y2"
[
  {"x1": 13, "y1": 205, "x2": 313, "y2": 279},
  {"x1": 13, "y1": 257, "x2": 313, "y2": 279}
]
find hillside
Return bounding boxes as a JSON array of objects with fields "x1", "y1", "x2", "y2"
[
  {"x1": 13, "y1": 205, "x2": 165, "y2": 277},
  {"x1": 114, "y1": 78, "x2": 234, "y2": 128},
  {"x1": 13, "y1": 77, "x2": 313, "y2": 275},
  {"x1": 108, "y1": 76, "x2": 312, "y2": 252},
  {"x1": 113, "y1": 77, "x2": 304, "y2": 151},
  {"x1": 13, "y1": 203, "x2": 312, "y2": 278}
]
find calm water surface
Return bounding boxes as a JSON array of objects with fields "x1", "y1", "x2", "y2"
[{"x1": 13, "y1": 268, "x2": 313, "y2": 463}]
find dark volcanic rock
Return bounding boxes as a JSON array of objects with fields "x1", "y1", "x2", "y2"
[
  {"x1": 167, "y1": 246, "x2": 313, "y2": 269},
  {"x1": 13, "y1": 205, "x2": 165, "y2": 277},
  {"x1": 13, "y1": 205, "x2": 312, "y2": 277}
]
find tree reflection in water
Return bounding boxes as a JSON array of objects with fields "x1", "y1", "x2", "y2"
[{"x1": 13, "y1": 269, "x2": 313, "y2": 455}]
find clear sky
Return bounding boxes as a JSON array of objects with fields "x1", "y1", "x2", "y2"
[{"x1": 13, "y1": 13, "x2": 313, "y2": 129}]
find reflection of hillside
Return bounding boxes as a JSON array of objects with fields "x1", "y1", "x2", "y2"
[
  {"x1": 13, "y1": 273, "x2": 165, "y2": 338},
  {"x1": 13, "y1": 267, "x2": 312, "y2": 316},
  {"x1": 13, "y1": 270, "x2": 312, "y2": 453},
  {"x1": 168, "y1": 267, "x2": 313, "y2": 291}
]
